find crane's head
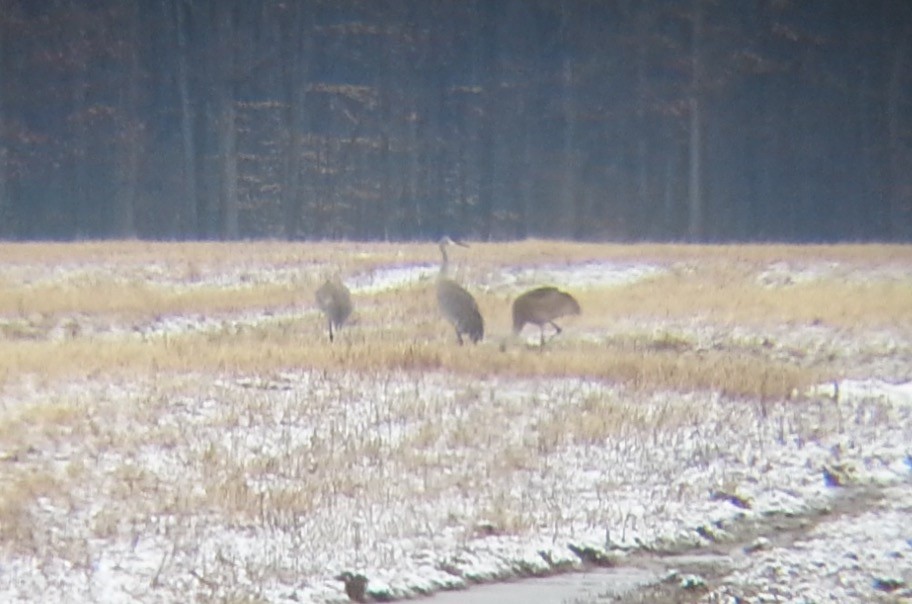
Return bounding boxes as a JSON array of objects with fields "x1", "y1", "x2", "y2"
[{"x1": 438, "y1": 235, "x2": 469, "y2": 249}]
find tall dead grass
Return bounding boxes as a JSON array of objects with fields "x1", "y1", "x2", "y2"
[
  {"x1": 1, "y1": 240, "x2": 908, "y2": 398},
  {"x1": 0, "y1": 239, "x2": 908, "y2": 601},
  {"x1": 578, "y1": 264, "x2": 912, "y2": 328},
  {"x1": 0, "y1": 280, "x2": 304, "y2": 318}
]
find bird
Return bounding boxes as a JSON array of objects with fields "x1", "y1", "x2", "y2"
[
  {"x1": 436, "y1": 236, "x2": 484, "y2": 345},
  {"x1": 315, "y1": 276, "x2": 353, "y2": 342},
  {"x1": 512, "y1": 286, "x2": 580, "y2": 349},
  {"x1": 336, "y1": 571, "x2": 368, "y2": 603}
]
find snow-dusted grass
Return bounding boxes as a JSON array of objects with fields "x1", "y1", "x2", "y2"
[{"x1": 0, "y1": 241, "x2": 910, "y2": 603}]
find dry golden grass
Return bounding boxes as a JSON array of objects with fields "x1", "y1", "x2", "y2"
[
  {"x1": 577, "y1": 262, "x2": 912, "y2": 328},
  {"x1": 1, "y1": 240, "x2": 909, "y2": 398},
  {"x1": 0, "y1": 240, "x2": 908, "y2": 600},
  {"x1": 0, "y1": 241, "x2": 912, "y2": 601},
  {"x1": 0, "y1": 280, "x2": 303, "y2": 318}
]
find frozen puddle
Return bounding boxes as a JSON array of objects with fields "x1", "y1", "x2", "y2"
[
  {"x1": 408, "y1": 553, "x2": 731, "y2": 604},
  {"x1": 411, "y1": 567, "x2": 658, "y2": 604}
]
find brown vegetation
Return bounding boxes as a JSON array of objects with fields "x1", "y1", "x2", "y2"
[
  {"x1": 0, "y1": 240, "x2": 909, "y2": 397},
  {"x1": 0, "y1": 240, "x2": 908, "y2": 601}
]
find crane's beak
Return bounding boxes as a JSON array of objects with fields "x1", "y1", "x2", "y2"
[{"x1": 451, "y1": 238, "x2": 470, "y2": 248}]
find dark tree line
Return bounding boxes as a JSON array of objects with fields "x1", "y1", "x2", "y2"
[{"x1": 0, "y1": 0, "x2": 910, "y2": 242}]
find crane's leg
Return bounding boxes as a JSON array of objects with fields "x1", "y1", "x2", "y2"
[
  {"x1": 328, "y1": 320, "x2": 334, "y2": 343},
  {"x1": 543, "y1": 321, "x2": 563, "y2": 344}
]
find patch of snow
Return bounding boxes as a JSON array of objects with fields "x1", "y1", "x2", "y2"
[
  {"x1": 757, "y1": 260, "x2": 912, "y2": 288},
  {"x1": 832, "y1": 379, "x2": 912, "y2": 407},
  {"x1": 708, "y1": 493, "x2": 912, "y2": 602},
  {"x1": 2, "y1": 371, "x2": 910, "y2": 603},
  {"x1": 491, "y1": 261, "x2": 664, "y2": 291},
  {"x1": 756, "y1": 261, "x2": 841, "y2": 287},
  {"x1": 347, "y1": 264, "x2": 437, "y2": 294},
  {"x1": 2, "y1": 254, "x2": 912, "y2": 603},
  {"x1": 6, "y1": 259, "x2": 322, "y2": 291}
]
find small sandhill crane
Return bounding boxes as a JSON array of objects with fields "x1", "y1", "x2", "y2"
[
  {"x1": 512, "y1": 286, "x2": 580, "y2": 349},
  {"x1": 315, "y1": 276, "x2": 352, "y2": 342},
  {"x1": 436, "y1": 236, "x2": 484, "y2": 345}
]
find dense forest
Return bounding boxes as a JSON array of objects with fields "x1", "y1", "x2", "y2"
[{"x1": 0, "y1": 0, "x2": 910, "y2": 242}]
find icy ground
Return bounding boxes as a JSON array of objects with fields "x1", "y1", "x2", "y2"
[{"x1": 0, "y1": 256, "x2": 910, "y2": 603}]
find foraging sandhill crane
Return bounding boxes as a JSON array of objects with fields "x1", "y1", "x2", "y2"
[
  {"x1": 512, "y1": 286, "x2": 580, "y2": 349},
  {"x1": 436, "y1": 236, "x2": 484, "y2": 345},
  {"x1": 315, "y1": 276, "x2": 352, "y2": 342}
]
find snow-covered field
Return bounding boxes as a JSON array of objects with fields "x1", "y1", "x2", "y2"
[{"x1": 0, "y1": 244, "x2": 910, "y2": 603}]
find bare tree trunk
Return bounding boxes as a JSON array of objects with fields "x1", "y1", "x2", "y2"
[
  {"x1": 519, "y1": 98, "x2": 533, "y2": 238},
  {"x1": 428, "y1": 73, "x2": 448, "y2": 239},
  {"x1": 687, "y1": 0, "x2": 705, "y2": 241},
  {"x1": 72, "y1": 75, "x2": 90, "y2": 238},
  {"x1": 217, "y1": 0, "x2": 239, "y2": 240},
  {"x1": 634, "y1": 1, "x2": 650, "y2": 236},
  {"x1": 220, "y1": 99, "x2": 239, "y2": 240},
  {"x1": 280, "y1": 1, "x2": 312, "y2": 240},
  {"x1": 560, "y1": 55, "x2": 580, "y2": 238},
  {"x1": 379, "y1": 129, "x2": 392, "y2": 239},
  {"x1": 476, "y1": 106, "x2": 494, "y2": 240},
  {"x1": 376, "y1": 26, "x2": 394, "y2": 239},
  {"x1": 886, "y1": 25, "x2": 911, "y2": 240},
  {"x1": 474, "y1": 0, "x2": 497, "y2": 240},
  {"x1": 662, "y1": 138, "x2": 679, "y2": 238},
  {"x1": 455, "y1": 118, "x2": 470, "y2": 239},
  {"x1": 114, "y1": 0, "x2": 141, "y2": 238},
  {"x1": 404, "y1": 106, "x2": 420, "y2": 235},
  {"x1": 173, "y1": 0, "x2": 198, "y2": 237},
  {"x1": 0, "y1": 14, "x2": 7, "y2": 236}
]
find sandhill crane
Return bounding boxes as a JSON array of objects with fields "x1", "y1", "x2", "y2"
[
  {"x1": 512, "y1": 286, "x2": 580, "y2": 349},
  {"x1": 315, "y1": 276, "x2": 352, "y2": 342},
  {"x1": 436, "y1": 236, "x2": 484, "y2": 345}
]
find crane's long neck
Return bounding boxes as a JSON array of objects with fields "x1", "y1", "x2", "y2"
[{"x1": 438, "y1": 242, "x2": 450, "y2": 278}]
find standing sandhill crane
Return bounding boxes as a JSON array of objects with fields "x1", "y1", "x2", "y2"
[
  {"x1": 512, "y1": 286, "x2": 580, "y2": 349},
  {"x1": 315, "y1": 276, "x2": 353, "y2": 342},
  {"x1": 436, "y1": 236, "x2": 484, "y2": 345}
]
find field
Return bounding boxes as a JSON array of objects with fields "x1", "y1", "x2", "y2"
[{"x1": 0, "y1": 240, "x2": 910, "y2": 603}]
